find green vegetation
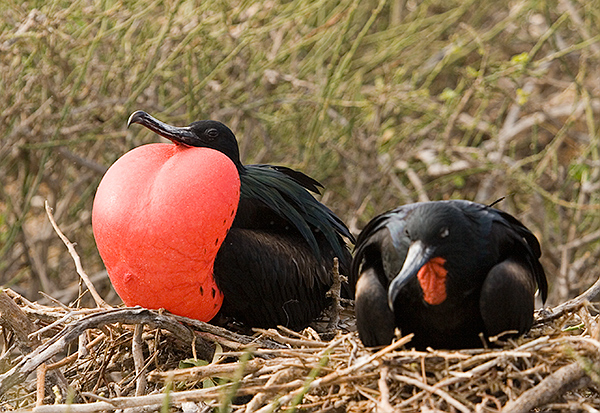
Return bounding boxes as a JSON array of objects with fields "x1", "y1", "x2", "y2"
[{"x1": 1, "y1": 0, "x2": 600, "y2": 306}]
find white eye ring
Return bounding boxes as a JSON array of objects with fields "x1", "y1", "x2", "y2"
[
  {"x1": 440, "y1": 227, "x2": 449, "y2": 238},
  {"x1": 206, "y1": 128, "x2": 218, "y2": 139}
]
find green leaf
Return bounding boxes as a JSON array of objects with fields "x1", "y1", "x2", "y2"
[
  {"x1": 516, "y1": 88, "x2": 530, "y2": 106},
  {"x1": 510, "y1": 52, "x2": 529, "y2": 65},
  {"x1": 439, "y1": 88, "x2": 458, "y2": 102},
  {"x1": 178, "y1": 358, "x2": 209, "y2": 369}
]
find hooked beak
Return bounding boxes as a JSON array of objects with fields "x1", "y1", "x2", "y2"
[
  {"x1": 388, "y1": 240, "x2": 434, "y2": 310},
  {"x1": 128, "y1": 110, "x2": 197, "y2": 147}
]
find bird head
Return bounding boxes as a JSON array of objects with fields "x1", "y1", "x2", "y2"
[
  {"x1": 388, "y1": 202, "x2": 476, "y2": 309},
  {"x1": 128, "y1": 111, "x2": 243, "y2": 170}
]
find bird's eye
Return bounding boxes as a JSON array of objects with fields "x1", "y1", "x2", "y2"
[
  {"x1": 439, "y1": 227, "x2": 449, "y2": 238},
  {"x1": 205, "y1": 128, "x2": 219, "y2": 139},
  {"x1": 404, "y1": 228, "x2": 410, "y2": 238}
]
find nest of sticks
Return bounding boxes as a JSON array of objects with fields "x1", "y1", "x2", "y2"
[
  {"x1": 1, "y1": 279, "x2": 600, "y2": 413},
  {"x1": 2, "y1": 207, "x2": 600, "y2": 412}
]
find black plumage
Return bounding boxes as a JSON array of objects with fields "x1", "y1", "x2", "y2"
[
  {"x1": 352, "y1": 200, "x2": 547, "y2": 349},
  {"x1": 128, "y1": 111, "x2": 354, "y2": 330}
]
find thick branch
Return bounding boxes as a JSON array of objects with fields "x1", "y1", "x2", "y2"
[
  {"x1": 0, "y1": 289, "x2": 68, "y2": 399},
  {"x1": 502, "y1": 361, "x2": 590, "y2": 413},
  {"x1": 536, "y1": 275, "x2": 600, "y2": 325}
]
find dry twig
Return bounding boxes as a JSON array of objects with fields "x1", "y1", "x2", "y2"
[{"x1": 44, "y1": 201, "x2": 109, "y2": 309}]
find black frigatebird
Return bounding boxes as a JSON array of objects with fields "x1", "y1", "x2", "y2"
[
  {"x1": 352, "y1": 200, "x2": 547, "y2": 349},
  {"x1": 127, "y1": 110, "x2": 354, "y2": 330}
]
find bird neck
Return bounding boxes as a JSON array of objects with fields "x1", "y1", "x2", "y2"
[{"x1": 236, "y1": 162, "x2": 248, "y2": 175}]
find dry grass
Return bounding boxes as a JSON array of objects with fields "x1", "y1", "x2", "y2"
[
  {"x1": 1, "y1": 0, "x2": 600, "y2": 305},
  {"x1": 2, "y1": 0, "x2": 600, "y2": 410}
]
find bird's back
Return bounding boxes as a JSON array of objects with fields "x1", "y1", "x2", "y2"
[{"x1": 213, "y1": 164, "x2": 354, "y2": 329}]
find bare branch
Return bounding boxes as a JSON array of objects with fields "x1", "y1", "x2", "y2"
[{"x1": 44, "y1": 201, "x2": 110, "y2": 309}]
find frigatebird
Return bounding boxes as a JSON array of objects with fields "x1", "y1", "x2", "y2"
[
  {"x1": 127, "y1": 111, "x2": 354, "y2": 330},
  {"x1": 352, "y1": 200, "x2": 547, "y2": 349}
]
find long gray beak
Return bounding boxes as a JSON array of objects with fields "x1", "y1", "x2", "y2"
[
  {"x1": 388, "y1": 240, "x2": 434, "y2": 310},
  {"x1": 128, "y1": 110, "x2": 197, "y2": 146}
]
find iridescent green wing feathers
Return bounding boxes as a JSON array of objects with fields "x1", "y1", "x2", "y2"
[{"x1": 241, "y1": 164, "x2": 353, "y2": 261}]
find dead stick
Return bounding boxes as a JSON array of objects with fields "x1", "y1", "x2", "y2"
[
  {"x1": 326, "y1": 257, "x2": 346, "y2": 329},
  {"x1": 391, "y1": 373, "x2": 471, "y2": 413},
  {"x1": 45, "y1": 200, "x2": 109, "y2": 309},
  {"x1": 377, "y1": 366, "x2": 393, "y2": 413},
  {"x1": 148, "y1": 358, "x2": 264, "y2": 383},
  {"x1": 46, "y1": 333, "x2": 107, "y2": 370},
  {"x1": 133, "y1": 324, "x2": 147, "y2": 396},
  {"x1": 502, "y1": 361, "x2": 589, "y2": 413},
  {"x1": 170, "y1": 314, "x2": 283, "y2": 350},
  {"x1": 253, "y1": 328, "x2": 327, "y2": 348},
  {"x1": 0, "y1": 289, "x2": 40, "y2": 354},
  {"x1": 196, "y1": 331, "x2": 252, "y2": 351},
  {"x1": 36, "y1": 363, "x2": 47, "y2": 407},
  {"x1": 246, "y1": 367, "x2": 303, "y2": 412},
  {"x1": 536, "y1": 275, "x2": 600, "y2": 324}
]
